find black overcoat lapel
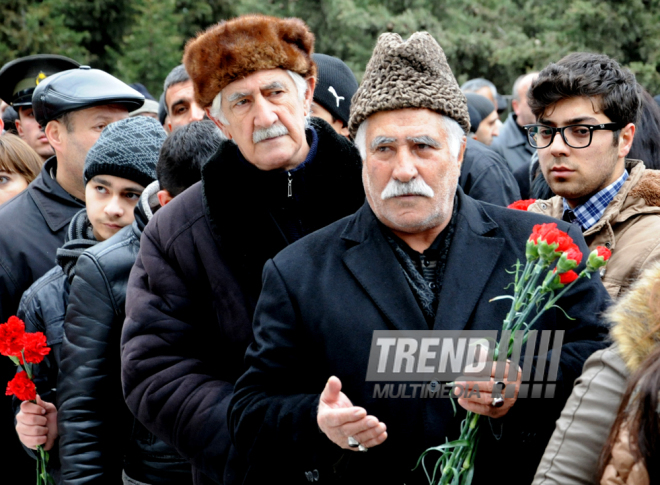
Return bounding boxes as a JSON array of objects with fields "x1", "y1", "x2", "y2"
[
  {"x1": 341, "y1": 203, "x2": 428, "y2": 331},
  {"x1": 433, "y1": 192, "x2": 505, "y2": 330}
]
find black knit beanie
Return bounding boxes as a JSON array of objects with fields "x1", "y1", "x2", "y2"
[
  {"x1": 312, "y1": 53, "x2": 359, "y2": 126},
  {"x1": 84, "y1": 116, "x2": 166, "y2": 188},
  {"x1": 465, "y1": 93, "x2": 495, "y2": 130},
  {"x1": 466, "y1": 104, "x2": 482, "y2": 134}
]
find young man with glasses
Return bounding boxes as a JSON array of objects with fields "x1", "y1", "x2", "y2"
[{"x1": 526, "y1": 52, "x2": 660, "y2": 299}]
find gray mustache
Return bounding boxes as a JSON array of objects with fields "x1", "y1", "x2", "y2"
[
  {"x1": 253, "y1": 123, "x2": 289, "y2": 143},
  {"x1": 381, "y1": 178, "x2": 435, "y2": 200}
]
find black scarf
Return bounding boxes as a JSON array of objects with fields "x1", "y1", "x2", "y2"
[
  {"x1": 385, "y1": 195, "x2": 459, "y2": 327},
  {"x1": 56, "y1": 209, "x2": 98, "y2": 283}
]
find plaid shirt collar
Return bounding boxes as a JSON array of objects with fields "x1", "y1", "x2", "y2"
[{"x1": 562, "y1": 170, "x2": 629, "y2": 231}]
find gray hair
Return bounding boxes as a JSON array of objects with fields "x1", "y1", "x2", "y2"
[
  {"x1": 354, "y1": 115, "x2": 464, "y2": 162},
  {"x1": 209, "y1": 70, "x2": 308, "y2": 126},
  {"x1": 461, "y1": 78, "x2": 498, "y2": 101},
  {"x1": 512, "y1": 72, "x2": 539, "y2": 101},
  {"x1": 163, "y1": 65, "x2": 191, "y2": 114}
]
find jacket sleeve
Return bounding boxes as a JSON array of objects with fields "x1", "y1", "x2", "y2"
[
  {"x1": 57, "y1": 253, "x2": 126, "y2": 484},
  {"x1": 532, "y1": 347, "x2": 628, "y2": 485},
  {"x1": 120, "y1": 219, "x2": 234, "y2": 484},
  {"x1": 229, "y1": 259, "x2": 345, "y2": 482}
]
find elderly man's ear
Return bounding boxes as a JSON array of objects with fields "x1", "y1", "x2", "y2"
[
  {"x1": 205, "y1": 108, "x2": 232, "y2": 140},
  {"x1": 304, "y1": 76, "x2": 316, "y2": 117},
  {"x1": 458, "y1": 136, "x2": 467, "y2": 164}
]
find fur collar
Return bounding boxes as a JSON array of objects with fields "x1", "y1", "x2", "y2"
[
  {"x1": 200, "y1": 118, "x2": 365, "y2": 288},
  {"x1": 609, "y1": 260, "x2": 660, "y2": 371}
]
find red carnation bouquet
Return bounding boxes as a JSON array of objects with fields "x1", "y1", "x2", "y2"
[
  {"x1": 507, "y1": 199, "x2": 537, "y2": 211},
  {"x1": 416, "y1": 223, "x2": 611, "y2": 485},
  {"x1": 1, "y1": 316, "x2": 54, "y2": 484}
]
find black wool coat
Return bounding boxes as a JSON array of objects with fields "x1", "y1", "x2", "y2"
[
  {"x1": 460, "y1": 137, "x2": 521, "y2": 206},
  {"x1": 229, "y1": 191, "x2": 610, "y2": 485},
  {"x1": 121, "y1": 119, "x2": 365, "y2": 484}
]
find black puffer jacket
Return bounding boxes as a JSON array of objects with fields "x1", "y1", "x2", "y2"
[
  {"x1": 121, "y1": 119, "x2": 366, "y2": 484},
  {"x1": 57, "y1": 182, "x2": 192, "y2": 485}
]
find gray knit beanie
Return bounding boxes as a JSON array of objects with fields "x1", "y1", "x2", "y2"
[
  {"x1": 84, "y1": 116, "x2": 167, "y2": 188},
  {"x1": 348, "y1": 32, "x2": 470, "y2": 138}
]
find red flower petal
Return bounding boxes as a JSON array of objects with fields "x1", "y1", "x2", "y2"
[
  {"x1": 508, "y1": 199, "x2": 537, "y2": 211},
  {"x1": 5, "y1": 371, "x2": 36, "y2": 402},
  {"x1": 564, "y1": 244, "x2": 583, "y2": 265},
  {"x1": 0, "y1": 316, "x2": 26, "y2": 358},
  {"x1": 596, "y1": 246, "x2": 612, "y2": 261},
  {"x1": 22, "y1": 332, "x2": 50, "y2": 365},
  {"x1": 559, "y1": 270, "x2": 579, "y2": 285}
]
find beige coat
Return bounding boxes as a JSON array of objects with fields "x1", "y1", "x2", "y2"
[
  {"x1": 528, "y1": 160, "x2": 660, "y2": 299},
  {"x1": 533, "y1": 261, "x2": 660, "y2": 485}
]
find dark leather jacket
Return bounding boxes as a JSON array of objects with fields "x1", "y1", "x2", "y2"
[
  {"x1": 0, "y1": 157, "x2": 84, "y2": 482},
  {"x1": 57, "y1": 182, "x2": 192, "y2": 485}
]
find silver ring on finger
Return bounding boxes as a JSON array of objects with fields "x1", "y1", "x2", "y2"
[
  {"x1": 348, "y1": 436, "x2": 359, "y2": 448},
  {"x1": 491, "y1": 396, "x2": 504, "y2": 408},
  {"x1": 358, "y1": 444, "x2": 368, "y2": 452}
]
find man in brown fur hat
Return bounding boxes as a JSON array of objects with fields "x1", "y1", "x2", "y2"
[
  {"x1": 120, "y1": 14, "x2": 365, "y2": 484},
  {"x1": 229, "y1": 31, "x2": 609, "y2": 484}
]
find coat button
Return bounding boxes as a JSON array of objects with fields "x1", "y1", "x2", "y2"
[
  {"x1": 541, "y1": 203, "x2": 547, "y2": 210},
  {"x1": 429, "y1": 381, "x2": 439, "y2": 392},
  {"x1": 429, "y1": 282, "x2": 437, "y2": 290},
  {"x1": 605, "y1": 242, "x2": 611, "y2": 249}
]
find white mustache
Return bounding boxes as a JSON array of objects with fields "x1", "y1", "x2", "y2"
[
  {"x1": 381, "y1": 178, "x2": 435, "y2": 200},
  {"x1": 253, "y1": 123, "x2": 289, "y2": 143}
]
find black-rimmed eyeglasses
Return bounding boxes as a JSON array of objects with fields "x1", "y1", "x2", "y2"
[{"x1": 523, "y1": 122, "x2": 624, "y2": 149}]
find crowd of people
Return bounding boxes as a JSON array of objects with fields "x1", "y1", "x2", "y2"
[{"x1": 1, "y1": 12, "x2": 660, "y2": 485}]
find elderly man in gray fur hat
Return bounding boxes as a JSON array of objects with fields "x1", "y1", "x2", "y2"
[{"x1": 229, "y1": 32, "x2": 609, "y2": 484}]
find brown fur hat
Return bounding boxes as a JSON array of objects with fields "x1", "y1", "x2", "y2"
[{"x1": 183, "y1": 14, "x2": 316, "y2": 109}]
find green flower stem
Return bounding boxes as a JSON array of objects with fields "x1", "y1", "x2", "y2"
[
  {"x1": 515, "y1": 260, "x2": 547, "y2": 309},
  {"x1": 422, "y1": 255, "x2": 599, "y2": 485}
]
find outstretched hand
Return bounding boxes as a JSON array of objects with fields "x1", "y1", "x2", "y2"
[{"x1": 317, "y1": 376, "x2": 387, "y2": 450}]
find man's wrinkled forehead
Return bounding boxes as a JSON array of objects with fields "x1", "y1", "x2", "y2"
[{"x1": 222, "y1": 69, "x2": 293, "y2": 98}]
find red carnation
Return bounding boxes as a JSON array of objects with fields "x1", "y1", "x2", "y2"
[
  {"x1": 587, "y1": 246, "x2": 612, "y2": 271},
  {"x1": 559, "y1": 270, "x2": 579, "y2": 285},
  {"x1": 5, "y1": 371, "x2": 36, "y2": 402},
  {"x1": 556, "y1": 244, "x2": 583, "y2": 273},
  {"x1": 564, "y1": 244, "x2": 583, "y2": 265},
  {"x1": 508, "y1": 199, "x2": 537, "y2": 211},
  {"x1": 555, "y1": 232, "x2": 574, "y2": 253},
  {"x1": 530, "y1": 223, "x2": 575, "y2": 262},
  {"x1": 0, "y1": 316, "x2": 26, "y2": 358},
  {"x1": 21, "y1": 332, "x2": 50, "y2": 365},
  {"x1": 597, "y1": 246, "x2": 612, "y2": 261}
]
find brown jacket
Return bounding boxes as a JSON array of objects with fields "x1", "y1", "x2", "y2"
[
  {"x1": 533, "y1": 261, "x2": 660, "y2": 485},
  {"x1": 528, "y1": 160, "x2": 660, "y2": 299}
]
